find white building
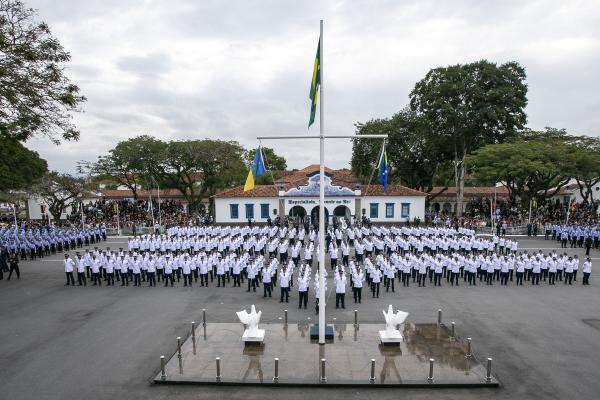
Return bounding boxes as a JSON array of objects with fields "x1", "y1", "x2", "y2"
[{"x1": 213, "y1": 165, "x2": 426, "y2": 224}]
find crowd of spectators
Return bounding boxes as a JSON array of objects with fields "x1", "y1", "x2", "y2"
[{"x1": 68, "y1": 199, "x2": 202, "y2": 230}]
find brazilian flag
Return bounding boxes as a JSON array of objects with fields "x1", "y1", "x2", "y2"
[
  {"x1": 308, "y1": 38, "x2": 321, "y2": 128},
  {"x1": 378, "y1": 144, "x2": 388, "y2": 192},
  {"x1": 244, "y1": 147, "x2": 267, "y2": 192}
]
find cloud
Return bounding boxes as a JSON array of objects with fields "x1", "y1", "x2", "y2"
[{"x1": 23, "y1": 0, "x2": 600, "y2": 174}]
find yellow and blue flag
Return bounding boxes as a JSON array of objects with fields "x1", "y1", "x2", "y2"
[
  {"x1": 244, "y1": 147, "x2": 267, "y2": 192},
  {"x1": 378, "y1": 144, "x2": 388, "y2": 192},
  {"x1": 308, "y1": 38, "x2": 321, "y2": 128}
]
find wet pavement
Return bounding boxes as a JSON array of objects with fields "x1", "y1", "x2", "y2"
[{"x1": 155, "y1": 321, "x2": 496, "y2": 386}]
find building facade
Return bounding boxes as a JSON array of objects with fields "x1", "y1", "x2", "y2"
[{"x1": 213, "y1": 165, "x2": 426, "y2": 224}]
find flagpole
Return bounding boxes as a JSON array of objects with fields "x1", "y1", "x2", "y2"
[
  {"x1": 157, "y1": 182, "x2": 162, "y2": 227},
  {"x1": 81, "y1": 202, "x2": 85, "y2": 229},
  {"x1": 12, "y1": 203, "x2": 17, "y2": 226},
  {"x1": 318, "y1": 19, "x2": 326, "y2": 345},
  {"x1": 116, "y1": 202, "x2": 121, "y2": 236}
]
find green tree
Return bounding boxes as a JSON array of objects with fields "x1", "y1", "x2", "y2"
[
  {"x1": 410, "y1": 60, "x2": 528, "y2": 215},
  {"x1": 245, "y1": 146, "x2": 287, "y2": 185},
  {"x1": 467, "y1": 133, "x2": 578, "y2": 206},
  {"x1": 0, "y1": 0, "x2": 86, "y2": 143},
  {"x1": 0, "y1": 135, "x2": 47, "y2": 190},
  {"x1": 32, "y1": 171, "x2": 86, "y2": 219},
  {"x1": 351, "y1": 108, "x2": 448, "y2": 193},
  {"x1": 163, "y1": 139, "x2": 246, "y2": 212},
  {"x1": 79, "y1": 135, "x2": 167, "y2": 199}
]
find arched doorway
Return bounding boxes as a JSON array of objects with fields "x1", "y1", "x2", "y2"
[
  {"x1": 333, "y1": 205, "x2": 351, "y2": 229},
  {"x1": 433, "y1": 202, "x2": 440, "y2": 212},
  {"x1": 289, "y1": 206, "x2": 306, "y2": 225},
  {"x1": 310, "y1": 206, "x2": 329, "y2": 226}
]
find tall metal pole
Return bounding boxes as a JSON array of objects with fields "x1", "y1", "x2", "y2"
[
  {"x1": 157, "y1": 181, "x2": 162, "y2": 227},
  {"x1": 116, "y1": 202, "x2": 121, "y2": 236},
  {"x1": 318, "y1": 19, "x2": 326, "y2": 344}
]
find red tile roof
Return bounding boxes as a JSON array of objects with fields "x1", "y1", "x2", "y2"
[
  {"x1": 99, "y1": 189, "x2": 185, "y2": 198},
  {"x1": 214, "y1": 166, "x2": 426, "y2": 198}
]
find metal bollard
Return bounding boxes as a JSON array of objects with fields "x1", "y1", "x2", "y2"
[
  {"x1": 202, "y1": 309, "x2": 206, "y2": 326},
  {"x1": 369, "y1": 359, "x2": 375, "y2": 383},
  {"x1": 320, "y1": 358, "x2": 327, "y2": 383},
  {"x1": 486, "y1": 358, "x2": 493, "y2": 383},
  {"x1": 284, "y1": 310, "x2": 288, "y2": 325},
  {"x1": 216, "y1": 357, "x2": 222, "y2": 382},
  {"x1": 437, "y1": 309, "x2": 442, "y2": 325},
  {"x1": 273, "y1": 358, "x2": 279, "y2": 382},
  {"x1": 466, "y1": 337, "x2": 472, "y2": 358},
  {"x1": 191, "y1": 321, "x2": 196, "y2": 338},
  {"x1": 427, "y1": 358, "x2": 434, "y2": 383},
  {"x1": 160, "y1": 355, "x2": 167, "y2": 380},
  {"x1": 177, "y1": 336, "x2": 183, "y2": 374},
  {"x1": 450, "y1": 321, "x2": 456, "y2": 340},
  {"x1": 354, "y1": 310, "x2": 358, "y2": 327}
]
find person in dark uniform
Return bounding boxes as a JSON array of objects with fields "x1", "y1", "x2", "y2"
[{"x1": 7, "y1": 252, "x2": 20, "y2": 280}]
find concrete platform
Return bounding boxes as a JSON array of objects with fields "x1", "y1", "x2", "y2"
[{"x1": 154, "y1": 322, "x2": 498, "y2": 387}]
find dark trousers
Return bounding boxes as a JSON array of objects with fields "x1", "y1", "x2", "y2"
[
  {"x1": 263, "y1": 282, "x2": 272, "y2": 297},
  {"x1": 233, "y1": 273, "x2": 241, "y2": 287},
  {"x1": 147, "y1": 272, "x2": 156, "y2": 286},
  {"x1": 500, "y1": 272, "x2": 508, "y2": 285},
  {"x1": 353, "y1": 287, "x2": 362, "y2": 303},
  {"x1": 418, "y1": 273, "x2": 427, "y2": 287},
  {"x1": 532, "y1": 272, "x2": 540, "y2": 285},
  {"x1": 486, "y1": 272, "x2": 493, "y2": 285},
  {"x1": 335, "y1": 293, "x2": 345, "y2": 308},
  {"x1": 217, "y1": 274, "x2": 225, "y2": 287},
  {"x1": 133, "y1": 273, "x2": 140, "y2": 286},
  {"x1": 247, "y1": 277, "x2": 256, "y2": 291},
  {"x1": 583, "y1": 272, "x2": 590, "y2": 285},
  {"x1": 280, "y1": 287, "x2": 289, "y2": 302},
  {"x1": 65, "y1": 271, "x2": 75, "y2": 285},
  {"x1": 298, "y1": 290, "x2": 308, "y2": 308},
  {"x1": 120, "y1": 271, "x2": 128, "y2": 285},
  {"x1": 77, "y1": 272, "x2": 87, "y2": 286},
  {"x1": 164, "y1": 273, "x2": 174, "y2": 286},
  {"x1": 549, "y1": 272, "x2": 556, "y2": 285},
  {"x1": 564, "y1": 272, "x2": 573, "y2": 285},
  {"x1": 434, "y1": 273, "x2": 442, "y2": 286},
  {"x1": 386, "y1": 277, "x2": 395, "y2": 291},
  {"x1": 371, "y1": 282, "x2": 380, "y2": 297},
  {"x1": 184, "y1": 274, "x2": 192, "y2": 286},
  {"x1": 516, "y1": 272, "x2": 524, "y2": 285},
  {"x1": 92, "y1": 272, "x2": 102, "y2": 285},
  {"x1": 106, "y1": 272, "x2": 114, "y2": 286},
  {"x1": 200, "y1": 273, "x2": 208, "y2": 286}
]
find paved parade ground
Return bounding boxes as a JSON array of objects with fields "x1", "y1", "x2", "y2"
[{"x1": 0, "y1": 236, "x2": 598, "y2": 400}]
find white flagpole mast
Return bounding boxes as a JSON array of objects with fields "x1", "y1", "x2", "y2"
[
  {"x1": 116, "y1": 202, "x2": 121, "y2": 236},
  {"x1": 318, "y1": 19, "x2": 326, "y2": 345},
  {"x1": 157, "y1": 182, "x2": 162, "y2": 227},
  {"x1": 256, "y1": 20, "x2": 387, "y2": 344},
  {"x1": 81, "y1": 202, "x2": 85, "y2": 229},
  {"x1": 12, "y1": 203, "x2": 17, "y2": 226}
]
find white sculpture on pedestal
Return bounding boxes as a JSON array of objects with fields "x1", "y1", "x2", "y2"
[
  {"x1": 379, "y1": 305, "x2": 409, "y2": 344},
  {"x1": 236, "y1": 304, "x2": 265, "y2": 342}
]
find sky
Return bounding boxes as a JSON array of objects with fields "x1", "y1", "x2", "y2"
[{"x1": 23, "y1": 0, "x2": 600, "y2": 173}]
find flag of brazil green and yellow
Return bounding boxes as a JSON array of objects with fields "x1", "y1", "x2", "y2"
[
  {"x1": 243, "y1": 147, "x2": 267, "y2": 192},
  {"x1": 308, "y1": 38, "x2": 321, "y2": 129}
]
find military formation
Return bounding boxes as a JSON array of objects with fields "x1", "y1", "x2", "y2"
[
  {"x1": 0, "y1": 224, "x2": 107, "y2": 281},
  {"x1": 59, "y1": 224, "x2": 593, "y2": 312}
]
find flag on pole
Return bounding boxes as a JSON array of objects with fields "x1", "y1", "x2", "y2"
[
  {"x1": 308, "y1": 38, "x2": 321, "y2": 129},
  {"x1": 244, "y1": 147, "x2": 267, "y2": 192},
  {"x1": 378, "y1": 143, "x2": 389, "y2": 192}
]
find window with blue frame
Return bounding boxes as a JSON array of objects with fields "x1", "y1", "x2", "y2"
[
  {"x1": 230, "y1": 204, "x2": 239, "y2": 219},
  {"x1": 369, "y1": 203, "x2": 379, "y2": 218},
  {"x1": 245, "y1": 204, "x2": 254, "y2": 219},
  {"x1": 385, "y1": 203, "x2": 394, "y2": 218},
  {"x1": 401, "y1": 203, "x2": 410, "y2": 218},
  {"x1": 260, "y1": 203, "x2": 269, "y2": 219}
]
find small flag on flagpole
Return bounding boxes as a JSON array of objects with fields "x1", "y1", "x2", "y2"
[
  {"x1": 378, "y1": 143, "x2": 388, "y2": 192},
  {"x1": 244, "y1": 147, "x2": 267, "y2": 192},
  {"x1": 308, "y1": 38, "x2": 321, "y2": 129}
]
